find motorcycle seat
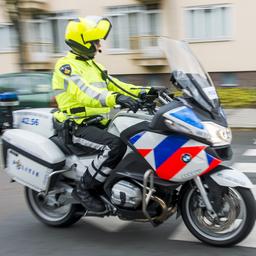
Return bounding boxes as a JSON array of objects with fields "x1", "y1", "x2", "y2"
[{"x1": 50, "y1": 135, "x2": 97, "y2": 157}]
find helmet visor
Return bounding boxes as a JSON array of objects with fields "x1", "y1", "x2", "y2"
[{"x1": 82, "y1": 16, "x2": 112, "y2": 42}]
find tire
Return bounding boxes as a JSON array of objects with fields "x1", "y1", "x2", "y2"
[
  {"x1": 25, "y1": 187, "x2": 85, "y2": 227},
  {"x1": 180, "y1": 184, "x2": 256, "y2": 247}
]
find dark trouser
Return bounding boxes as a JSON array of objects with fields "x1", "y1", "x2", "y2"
[{"x1": 72, "y1": 125, "x2": 127, "y2": 188}]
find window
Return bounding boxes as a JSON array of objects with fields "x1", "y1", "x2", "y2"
[
  {"x1": 220, "y1": 73, "x2": 238, "y2": 87},
  {"x1": 30, "y1": 75, "x2": 52, "y2": 93},
  {"x1": 0, "y1": 24, "x2": 17, "y2": 52},
  {"x1": 25, "y1": 19, "x2": 52, "y2": 60},
  {"x1": 26, "y1": 12, "x2": 76, "y2": 55},
  {"x1": 48, "y1": 14, "x2": 74, "y2": 53},
  {"x1": 12, "y1": 76, "x2": 33, "y2": 94},
  {"x1": 185, "y1": 5, "x2": 233, "y2": 41},
  {"x1": 106, "y1": 5, "x2": 161, "y2": 51},
  {"x1": 0, "y1": 74, "x2": 52, "y2": 94},
  {"x1": 0, "y1": 76, "x2": 12, "y2": 92}
]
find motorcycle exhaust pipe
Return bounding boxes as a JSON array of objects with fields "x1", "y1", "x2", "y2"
[
  {"x1": 135, "y1": 195, "x2": 176, "y2": 224},
  {"x1": 151, "y1": 196, "x2": 177, "y2": 223},
  {"x1": 151, "y1": 196, "x2": 168, "y2": 222},
  {"x1": 141, "y1": 169, "x2": 177, "y2": 225}
]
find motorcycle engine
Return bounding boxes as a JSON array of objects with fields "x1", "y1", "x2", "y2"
[{"x1": 111, "y1": 180, "x2": 142, "y2": 208}]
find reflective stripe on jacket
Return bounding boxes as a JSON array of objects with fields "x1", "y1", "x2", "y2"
[{"x1": 52, "y1": 52, "x2": 147, "y2": 124}]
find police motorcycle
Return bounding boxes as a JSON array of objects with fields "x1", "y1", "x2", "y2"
[{"x1": 1, "y1": 38, "x2": 255, "y2": 247}]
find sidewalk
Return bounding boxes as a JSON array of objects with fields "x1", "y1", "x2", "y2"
[{"x1": 225, "y1": 109, "x2": 256, "y2": 129}]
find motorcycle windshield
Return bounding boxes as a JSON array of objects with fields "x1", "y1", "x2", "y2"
[{"x1": 159, "y1": 37, "x2": 220, "y2": 112}]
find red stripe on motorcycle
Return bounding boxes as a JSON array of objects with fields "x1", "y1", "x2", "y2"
[
  {"x1": 200, "y1": 158, "x2": 222, "y2": 176},
  {"x1": 156, "y1": 146, "x2": 206, "y2": 180},
  {"x1": 137, "y1": 148, "x2": 152, "y2": 157}
]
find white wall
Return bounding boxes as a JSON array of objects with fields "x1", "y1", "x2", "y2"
[{"x1": 178, "y1": 0, "x2": 256, "y2": 72}]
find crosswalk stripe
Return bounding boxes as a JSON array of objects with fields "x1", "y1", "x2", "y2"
[
  {"x1": 82, "y1": 216, "x2": 131, "y2": 232},
  {"x1": 232, "y1": 163, "x2": 256, "y2": 173},
  {"x1": 168, "y1": 220, "x2": 256, "y2": 248},
  {"x1": 243, "y1": 149, "x2": 256, "y2": 156},
  {"x1": 80, "y1": 186, "x2": 256, "y2": 248}
]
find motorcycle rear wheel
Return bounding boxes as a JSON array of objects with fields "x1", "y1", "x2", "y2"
[
  {"x1": 181, "y1": 184, "x2": 256, "y2": 247},
  {"x1": 25, "y1": 187, "x2": 85, "y2": 227}
]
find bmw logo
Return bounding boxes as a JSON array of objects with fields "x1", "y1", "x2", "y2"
[{"x1": 182, "y1": 153, "x2": 192, "y2": 163}]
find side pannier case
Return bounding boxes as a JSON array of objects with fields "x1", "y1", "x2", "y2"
[{"x1": 2, "y1": 129, "x2": 65, "y2": 192}]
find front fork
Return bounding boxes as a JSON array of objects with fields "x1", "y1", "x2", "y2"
[{"x1": 193, "y1": 176, "x2": 218, "y2": 219}]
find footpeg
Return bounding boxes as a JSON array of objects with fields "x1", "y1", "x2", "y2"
[{"x1": 84, "y1": 209, "x2": 109, "y2": 217}]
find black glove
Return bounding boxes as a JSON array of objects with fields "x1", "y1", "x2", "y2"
[
  {"x1": 116, "y1": 94, "x2": 139, "y2": 112},
  {"x1": 147, "y1": 87, "x2": 163, "y2": 96}
]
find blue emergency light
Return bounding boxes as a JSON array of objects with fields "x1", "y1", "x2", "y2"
[
  {"x1": 0, "y1": 92, "x2": 18, "y2": 101},
  {"x1": 0, "y1": 92, "x2": 19, "y2": 106}
]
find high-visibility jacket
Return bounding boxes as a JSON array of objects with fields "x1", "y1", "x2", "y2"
[{"x1": 52, "y1": 52, "x2": 148, "y2": 124}]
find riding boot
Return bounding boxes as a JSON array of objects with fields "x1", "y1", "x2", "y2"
[{"x1": 72, "y1": 170, "x2": 106, "y2": 213}]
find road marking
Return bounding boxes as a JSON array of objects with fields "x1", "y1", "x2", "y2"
[
  {"x1": 168, "y1": 220, "x2": 256, "y2": 248},
  {"x1": 243, "y1": 149, "x2": 256, "y2": 156},
  {"x1": 82, "y1": 216, "x2": 131, "y2": 232},
  {"x1": 232, "y1": 163, "x2": 256, "y2": 173},
  {"x1": 80, "y1": 186, "x2": 256, "y2": 249}
]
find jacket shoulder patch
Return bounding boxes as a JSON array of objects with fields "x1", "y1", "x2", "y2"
[{"x1": 60, "y1": 64, "x2": 72, "y2": 76}]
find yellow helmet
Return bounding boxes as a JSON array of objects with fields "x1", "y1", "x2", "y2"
[{"x1": 65, "y1": 16, "x2": 112, "y2": 58}]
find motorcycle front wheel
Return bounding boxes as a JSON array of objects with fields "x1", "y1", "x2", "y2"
[
  {"x1": 25, "y1": 187, "x2": 85, "y2": 227},
  {"x1": 180, "y1": 184, "x2": 256, "y2": 247}
]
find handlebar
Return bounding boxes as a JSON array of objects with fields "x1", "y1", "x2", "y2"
[
  {"x1": 158, "y1": 91, "x2": 173, "y2": 105},
  {"x1": 117, "y1": 89, "x2": 173, "y2": 114}
]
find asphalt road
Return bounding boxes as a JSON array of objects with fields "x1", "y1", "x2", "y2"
[{"x1": 0, "y1": 130, "x2": 255, "y2": 256}]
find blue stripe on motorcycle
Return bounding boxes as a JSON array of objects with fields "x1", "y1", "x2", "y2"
[
  {"x1": 206, "y1": 153, "x2": 214, "y2": 165},
  {"x1": 169, "y1": 107, "x2": 204, "y2": 130},
  {"x1": 129, "y1": 131, "x2": 145, "y2": 145},
  {"x1": 153, "y1": 135, "x2": 188, "y2": 169}
]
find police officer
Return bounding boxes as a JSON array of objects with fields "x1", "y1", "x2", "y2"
[{"x1": 52, "y1": 16, "x2": 157, "y2": 213}]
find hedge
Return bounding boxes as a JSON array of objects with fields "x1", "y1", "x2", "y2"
[{"x1": 217, "y1": 87, "x2": 256, "y2": 108}]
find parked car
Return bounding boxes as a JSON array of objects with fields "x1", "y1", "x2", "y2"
[
  {"x1": 0, "y1": 72, "x2": 56, "y2": 130},
  {"x1": 0, "y1": 72, "x2": 55, "y2": 108}
]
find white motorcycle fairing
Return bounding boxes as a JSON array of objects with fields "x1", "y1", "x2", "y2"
[{"x1": 210, "y1": 167, "x2": 254, "y2": 189}]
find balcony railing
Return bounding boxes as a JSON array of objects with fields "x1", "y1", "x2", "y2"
[
  {"x1": 19, "y1": 0, "x2": 49, "y2": 11},
  {"x1": 130, "y1": 36, "x2": 167, "y2": 66}
]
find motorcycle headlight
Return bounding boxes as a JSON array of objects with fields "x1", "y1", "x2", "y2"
[{"x1": 202, "y1": 122, "x2": 232, "y2": 146}]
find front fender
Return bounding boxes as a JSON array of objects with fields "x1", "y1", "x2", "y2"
[{"x1": 210, "y1": 167, "x2": 254, "y2": 189}]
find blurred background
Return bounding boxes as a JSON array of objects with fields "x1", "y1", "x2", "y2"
[
  {"x1": 0, "y1": 0, "x2": 255, "y2": 109},
  {"x1": 0, "y1": 2, "x2": 256, "y2": 254}
]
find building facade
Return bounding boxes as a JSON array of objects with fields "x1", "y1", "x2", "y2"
[{"x1": 0, "y1": 0, "x2": 256, "y2": 87}]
